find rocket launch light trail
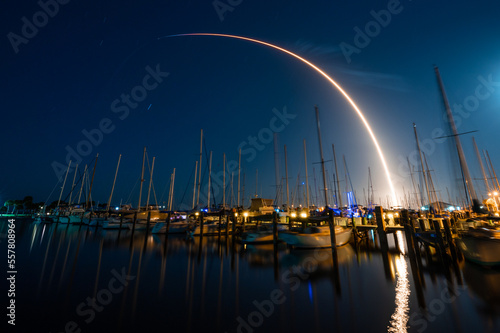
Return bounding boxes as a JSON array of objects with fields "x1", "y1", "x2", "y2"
[{"x1": 159, "y1": 33, "x2": 397, "y2": 205}]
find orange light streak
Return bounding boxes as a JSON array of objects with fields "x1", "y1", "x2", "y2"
[{"x1": 161, "y1": 33, "x2": 397, "y2": 205}]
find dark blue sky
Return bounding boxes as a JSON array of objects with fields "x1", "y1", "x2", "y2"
[{"x1": 2, "y1": 0, "x2": 499, "y2": 209}]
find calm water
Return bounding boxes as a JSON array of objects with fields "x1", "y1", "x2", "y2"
[{"x1": 2, "y1": 217, "x2": 500, "y2": 333}]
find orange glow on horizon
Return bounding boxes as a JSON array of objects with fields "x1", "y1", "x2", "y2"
[{"x1": 161, "y1": 33, "x2": 397, "y2": 205}]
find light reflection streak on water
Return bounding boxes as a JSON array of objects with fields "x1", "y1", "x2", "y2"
[
  {"x1": 30, "y1": 224, "x2": 37, "y2": 253},
  {"x1": 388, "y1": 232, "x2": 410, "y2": 333}
]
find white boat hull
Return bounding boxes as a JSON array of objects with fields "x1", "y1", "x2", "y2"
[{"x1": 280, "y1": 226, "x2": 352, "y2": 248}]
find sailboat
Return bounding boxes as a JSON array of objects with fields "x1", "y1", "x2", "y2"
[
  {"x1": 457, "y1": 223, "x2": 500, "y2": 266},
  {"x1": 434, "y1": 66, "x2": 498, "y2": 265},
  {"x1": 280, "y1": 106, "x2": 352, "y2": 248}
]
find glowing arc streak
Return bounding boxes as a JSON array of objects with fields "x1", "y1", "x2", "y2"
[{"x1": 161, "y1": 33, "x2": 397, "y2": 204}]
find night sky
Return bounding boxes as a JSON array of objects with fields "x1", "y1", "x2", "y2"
[{"x1": 2, "y1": 0, "x2": 499, "y2": 209}]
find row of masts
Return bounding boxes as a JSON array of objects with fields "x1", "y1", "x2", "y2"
[
  {"x1": 53, "y1": 68, "x2": 498, "y2": 213},
  {"x1": 406, "y1": 67, "x2": 500, "y2": 213}
]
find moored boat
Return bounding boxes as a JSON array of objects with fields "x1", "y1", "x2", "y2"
[
  {"x1": 280, "y1": 225, "x2": 352, "y2": 248},
  {"x1": 456, "y1": 225, "x2": 500, "y2": 266}
]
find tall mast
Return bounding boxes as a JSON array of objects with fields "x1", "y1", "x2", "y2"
[
  {"x1": 192, "y1": 161, "x2": 198, "y2": 209},
  {"x1": 273, "y1": 133, "x2": 280, "y2": 207},
  {"x1": 423, "y1": 152, "x2": 441, "y2": 212},
  {"x1": 78, "y1": 164, "x2": 87, "y2": 205},
  {"x1": 207, "y1": 151, "x2": 213, "y2": 210},
  {"x1": 87, "y1": 154, "x2": 99, "y2": 210},
  {"x1": 57, "y1": 160, "x2": 72, "y2": 208},
  {"x1": 106, "y1": 154, "x2": 121, "y2": 212},
  {"x1": 284, "y1": 144, "x2": 290, "y2": 211},
  {"x1": 146, "y1": 156, "x2": 156, "y2": 210},
  {"x1": 242, "y1": 172, "x2": 246, "y2": 208},
  {"x1": 472, "y1": 137, "x2": 489, "y2": 196},
  {"x1": 197, "y1": 129, "x2": 203, "y2": 206},
  {"x1": 238, "y1": 148, "x2": 241, "y2": 207},
  {"x1": 315, "y1": 106, "x2": 329, "y2": 208},
  {"x1": 407, "y1": 157, "x2": 421, "y2": 207},
  {"x1": 169, "y1": 168, "x2": 176, "y2": 211},
  {"x1": 223, "y1": 154, "x2": 226, "y2": 208},
  {"x1": 332, "y1": 144, "x2": 342, "y2": 209},
  {"x1": 137, "y1": 147, "x2": 146, "y2": 211},
  {"x1": 368, "y1": 167, "x2": 374, "y2": 209},
  {"x1": 435, "y1": 66, "x2": 477, "y2": 207},
  {"x1": 303, "y1": 140, "x2": 310, "y2": 209},
  {"x1": 313, "y1": 167, "x2": 319, "y2": 206},
  {"x1": 230, "y1": 172, "x2": 234, "y2": 207},
  {"x1": 486, "y1": 150, "x2": 500, "y2": 191},
  {"x1": 413, "y1": 123, "x2": 432, "y2": 211},
  {"x1": 68, "y1": 163, "x2": 78, "y2": 206}
]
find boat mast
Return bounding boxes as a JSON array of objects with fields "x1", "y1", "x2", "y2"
[
  {"x1": 197, "y1": 129, "x2": 203, "y2": 206},
  {"x1": 106, "y1": 155, "x2": 121, "y2": 212},
  {"x1": 435, "y1": 66, "x2": 477, "y2": 208},
  {"x1": 223, "y1": 154, "x2": 226, "y2": 208},
  {"x1": 146, "y1": 156, "x2": 156, "y2": 210},
  {"x1": 137, "y1": 147, "x2": 146, "y2": 212},
  {"x1": 273, "y1": 133, "x2": 280, "y2": 208},
  {"x1": 207, "y1": 151, "x2": 212, "y2": 210},
  {"x1": 78, "y1": 164, "x2": 87, "y2": 205},
  {"x1": 332, "y1": 144, "x2": 342, "y2": 209},
  {"x1": 313, "y1": 167, "x2": 319, "y2": 206},
  {"x1": 284, "y1": 144, "x2": 290, "y2": 211},
  {"x1": 169, "y1": 168, "x2": 176, "y2": 211},
  {"x1": 407, "y1": 157, "x2": 421, "y2": 207},
  {"x1": 192, "y1": 161, "x2": 198, "y2": 209},
  {"x1": 57, "y1": 160, "x2": 72, "y2": 208},
  {"x1": 87, "y1": 154, "x2": 99, "y2": 210},
  {"x1": 485, "y1": 150, "x2": 500, "y2": 191},
  {"x1": 423, "y1": 152, "x2": 441, "y2": 213},
  {"x1": 472, "y1": 137, "x2": 490, "y2": 196},
  {"x1": 238, "y1": 148, "x2": 241, "y2": 207},
  {"x1": 315, "y1": 106, "x2": 329, "y2": 208},
  {"x1": 68, "y1": 163, "x2": 78, "y2": 206},
  {"x1": 303, "y1": 140, "x2": 310, "y2": 209},
  {"x1": 413, "y1": 123, "x2": 432, "y2": 212}
]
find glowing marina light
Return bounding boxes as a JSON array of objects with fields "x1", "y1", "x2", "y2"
[
  {"x1": 160, "y1": 33, "x2": 398, "y2": 205},
  {"x1": 300, "y1": 212, "x2": 308, "y2": 218}
]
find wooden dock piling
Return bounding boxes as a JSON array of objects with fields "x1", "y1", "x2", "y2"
[
  {"x1": 199, "y1": 212, "x2": 204, "y2": 238},
  {"x1": 131, "y1": 211, "x2": 138, "y2": 233},
  {"x1": 146, "y1": 211, "x2": 151, "y2": 231},
  {"x1": 328, "y1": 209, "x2": 337, "y2": 255},
  {"x1": 375, "y1": 206, "x2": 389, "y2": 251}
]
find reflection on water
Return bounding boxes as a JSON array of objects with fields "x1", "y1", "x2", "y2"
[
  {"x1": 2, "y1": 218, "x2": 500, "y2": 332},
  {"x1": 388, "y1": 231, "x2": 410, "y2": 333}
]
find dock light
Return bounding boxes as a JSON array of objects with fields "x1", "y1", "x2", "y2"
[
  {"x1": 300, "y1": 212, "x2": 307, "y2": 218},
  {"x1": 195, "y1": 212, "x2": 199, "y2": 216},
  {"x1": 291, "y1": 212, "x2": 297, "y2": 218},
  {"x1": 243, "y1": 212, "x2": 248, "y2": 217},
  {"x1": 115, "y1": 207, "x2": 119, "y2": 210},
  {"x1": 494, "y1": 192, "x2": 499, "y2": 196},
  {"x1": 235, "y1": 212, "x2": 238, "y2": 217},
  {"x1": 388, "y1": 213, "x2": 394, "y2": 219}
]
